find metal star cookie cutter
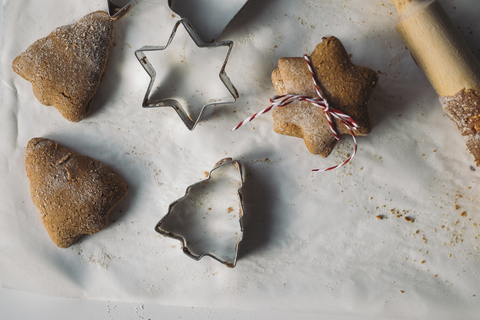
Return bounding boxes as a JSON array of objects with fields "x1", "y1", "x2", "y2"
[
  {"x1": 168, "y1": 0, "x2": 252, "y2": 43},
  {"x1": 134, "y1": 18, "x2": 239, "y2": 130},
  {"x1": 107, "y1": 0, "x2": 140, "y2": 19},
  {"x1": 155, "y1": 158, "x2": 245, "y2": 268}
]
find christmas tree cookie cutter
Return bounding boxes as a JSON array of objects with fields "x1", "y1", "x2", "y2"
[
  {"x1": 134, "y1": 18, "x2": 239, "y2": 130},
  {"x1": 155, "y1": 158, "x2": 245, "y2": 268},
  {"x1": 107, "y1": 0, "x2": 140, "y2": 19}
]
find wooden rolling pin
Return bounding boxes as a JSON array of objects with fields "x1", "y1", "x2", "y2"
[{"x1": 391, "y1": 0, "x2": 480, "y2": 165}]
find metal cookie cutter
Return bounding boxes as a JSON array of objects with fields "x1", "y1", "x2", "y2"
[
  {"x1": 155, "y1": 158, "x2": 245, "y2": 268},
  {"x1": 168, "y1": 0, "x2": 252, "y2": 43},
  {"x1": 135, "y1": 18, "x2": 239, "y2": 130},
  {"x1": 107, "y1": 0, "x2": 140, "y2": 19}
]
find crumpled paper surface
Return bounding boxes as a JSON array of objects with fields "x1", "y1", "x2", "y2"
[{"x1": 1, "y1": 0, "x2": 480, "y2": 318}]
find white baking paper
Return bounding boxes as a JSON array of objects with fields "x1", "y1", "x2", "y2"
[{"x1": 1, "y1": 0, "x2": 480, "y2": 318}]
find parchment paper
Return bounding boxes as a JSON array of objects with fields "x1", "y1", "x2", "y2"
[{"x1": 2, "y1": 0, "x2": 480, "y2": 318}]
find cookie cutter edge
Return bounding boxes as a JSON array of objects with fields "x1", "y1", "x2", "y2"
[
  {"x1": 107, "y1": 0, "x2": 139, "y2": 19},
  {"x1": 134, "y1": 18, "x2": 239, "y2": 131},
  {"x1": 167, "y1": 0, "x2": 252, "y2": 43},
  {"x1": 155, "y1": 158, "x2": 245, "y2": 268}
]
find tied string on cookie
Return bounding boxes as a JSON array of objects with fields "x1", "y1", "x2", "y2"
[{"x1": 232, "y1": 54, "x2": 359, "y2": 172}]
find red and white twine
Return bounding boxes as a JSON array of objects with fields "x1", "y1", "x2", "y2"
[{"x1": 232, "y1": 54, "x2": 359, "y2": 172}]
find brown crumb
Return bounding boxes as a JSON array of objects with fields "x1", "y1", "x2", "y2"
[
  {"x1": 375, "y1": 215, "x2": 383, "y2": 220},
  {"x1": 400, "y1": 290, "x2": 405, "y2": 293},
  {"x1": 404, "y1": 216, "x2": 414, "y2": 223},
  {"x1": 421, "y1": 260, "x2": 426, "y2": 264},
  {"x1": 227, "y1": 207, "x2": 234, "y2": 213},
  {"x1": 455, "y1": 204, "x2": 460, "y2": 210},
  {"x1": 204, "y1": 171, "x2": 209, "y2": 178},
  {"x1": 461, "y1": 211, "x2": 467, "y2": 217}
]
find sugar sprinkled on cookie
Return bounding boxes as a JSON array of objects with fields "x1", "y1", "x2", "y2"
[
  {"x1": 271, "y1": 36, "x2": 378, "y2": 157},
  {"x1": 25, "y1": 138, "x2": 128, "y2": 248},
  {"x1": 12, "y1": 11, "x2": 114, "y2": 122}
]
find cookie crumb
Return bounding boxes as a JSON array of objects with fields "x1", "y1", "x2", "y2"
[{"x1": 404, "y1": 216, "x2": 414, "y2": 223}]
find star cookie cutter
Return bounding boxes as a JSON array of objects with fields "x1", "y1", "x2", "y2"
[
  {"x1": 107, "y1": 0, "x2": 140, "y2": 19},
  {"x1": 168, "y1": 0, "x2": 251, "y2": 43},
  {"x1": 134, "y1": 18, "x2": 239, "y2": 130},
  {"x1": 155, "y1": 158, "x2": 245, "y2": 268}
]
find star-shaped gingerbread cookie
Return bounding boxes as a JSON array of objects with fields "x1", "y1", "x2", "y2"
[
  {"x1": 25, "y1": 138, "x2": 128, "y2": 248},
  {"x1": 271, "y1": 36, "x2": 378, "y2": 157},
  {"x1": 12, "y1": 11, "x2": 114, "y2": 122}
]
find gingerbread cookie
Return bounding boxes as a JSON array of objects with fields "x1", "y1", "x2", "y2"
[
  {"x1": 271, "y1": 36, "x2": 378, "y2": 157},
  {"x1": 25, "y1": 138, "x2": 128, "y2": 248},
  {"x1": 12, "y1": 11, "x2": 114, "y2": 122}
]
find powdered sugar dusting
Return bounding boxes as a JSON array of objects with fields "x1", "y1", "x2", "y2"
[{"x1": 272, "y1": 57, "x2": 337, "y2": 155}]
